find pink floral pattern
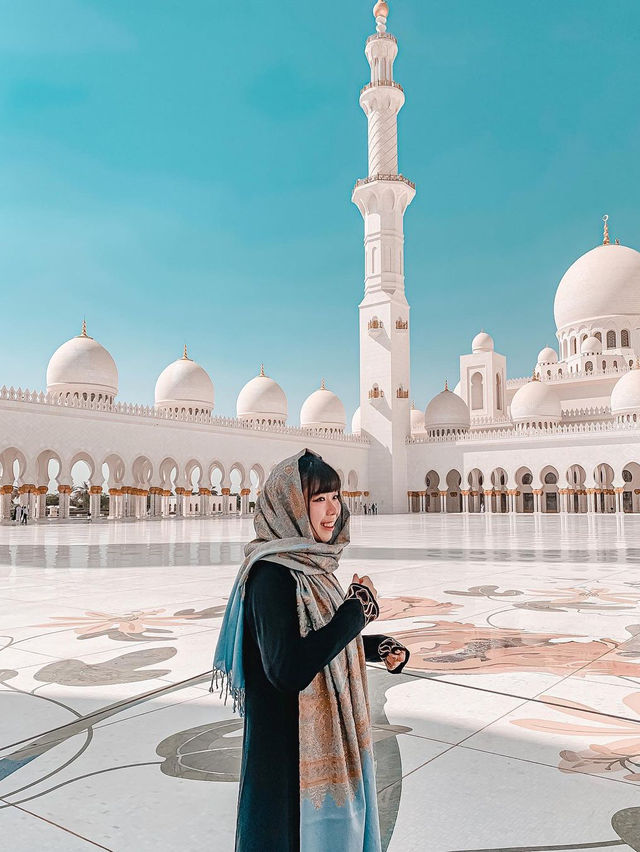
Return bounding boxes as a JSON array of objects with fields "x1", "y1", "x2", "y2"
[
  {"x1": 512, "y1": 693, "x2": 640, "y2": 782},
  {"x1": 36, "y1": 605, "x2": 223, "y2": 640}
]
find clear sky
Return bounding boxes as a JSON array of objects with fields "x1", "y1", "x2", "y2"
[{"x1": 2, "y1": 0, "x2": 639, "y2": 422}]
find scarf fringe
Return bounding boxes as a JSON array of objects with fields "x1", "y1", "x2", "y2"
[{"x1": 209, "y1": 666, "x2": 246, "y2": 717}]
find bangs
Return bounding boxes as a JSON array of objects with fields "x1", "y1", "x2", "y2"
[{"x1": 298, "y1": 453, "x2": 341, "y2": 501}]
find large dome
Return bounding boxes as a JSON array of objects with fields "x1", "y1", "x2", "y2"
[
  {"x1": 300, "y1": 381, "x2": 346, "y2": 432},
  {"x1": 236, "y1": 365, "x2": 287, "y2": 425},
  {"x1": 611, "y1": 368, "x2": 640, "y2": 419},
  {"x1": 554, "y1": 244, "x2": 640, "y2": 331},
  {"x1": 510, "y1": 378, "x2": 561, "y2": 424},
  {"x1": 424, "y1": 387, "x2": 470, "y2": 435},
  {"x1": 46, "y1": 322, "x2": 118, "y2": 402},
  {"x1": 155, "y1": 347, "x2": 214, "y2": 414}
]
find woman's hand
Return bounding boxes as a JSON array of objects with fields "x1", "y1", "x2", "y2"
[
  {"x1": 351, "y1": 573, "x2": 378, "y2": 603},
  {"x1": 384, "y1": 648, "x2": 407, "y2": 671}
]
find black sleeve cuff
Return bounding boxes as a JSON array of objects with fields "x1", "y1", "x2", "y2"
[
  {"x1": 345, "y1": 582, "x2": 379, "y2": 625},
  {"x1": 377, "y1": 637, "x2": 410, "y2": 674}
]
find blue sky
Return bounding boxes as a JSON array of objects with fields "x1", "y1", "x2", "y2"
[{"x1": 2, "y1": 0, "x2": 639, "y2": 420}]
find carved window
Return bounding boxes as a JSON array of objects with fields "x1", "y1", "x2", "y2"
[
  {"x1": 606, "y1": 330, "x2": 616, "y2": 348},
  {"x1": 622, "y1": 329, "x2": 630, "y2": 347}
]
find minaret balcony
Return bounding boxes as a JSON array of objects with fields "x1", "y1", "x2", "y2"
[
  {"x1": 360, "y1": 80, "x2": 404, "y2": 95},
  {"x1": 368, "y1": 386, "x2": 384, "y2": 400},
  {"x1": 366, "y1": 32, "x2": 397, "y2": 45},
  {"x1": 354, "y1": 174, "x2": 416, "y2": 191},
  {"x1": 395, "y1": 319, "x2": 408, "y2": 330},
  {"x1": 396, "y1": 387, "x2": 409, "y2": 399}
]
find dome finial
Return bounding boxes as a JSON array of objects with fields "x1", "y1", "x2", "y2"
[
  {"x1": 373, "y1": 0, "x2": 389, "y2": 33},
  {"x1": 444, "y1": 378, "x2": 448, "y2": 391},
  {"x1": 603, "y1": 214, "x2": 610, "y2": 246},
  {"x1": 81, "y1": 318, "x2": 88, "y2": 337},
  {"x1": 182, "y1": 343, "x2": 190, "y2": 360},
  {"x1": 259, "y1": 363, "x2": 265, "y2": 377},
  {"x1": 321, "y1": 377, "x2": 326, "y2": 390}
]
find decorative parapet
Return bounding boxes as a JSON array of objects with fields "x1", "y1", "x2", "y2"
[
  {"x1": 368, "y1": 387, "x2": 384, "y2": 399},
  {"x1": 395, "y1": 319, "x2": 408, "y2": 330},
  {"x1": 0, "y1": 385, "x2": 369, "y2": 445},
  {"x1": 407, "y1": 417, "x2": 640, "y2": 444},
  {"x1": 506, "y1": 363, "x2": 631, "y2": 389},
  {"x1": 366, "y1": 31, "x2": 397, "y2": 45},
  {"x1": 396, "y1": 387, "x2": 409, "y2": 399},
  {"x1": 368, "y1": 318, "x2": 383, "y2": 330},
  {"x1": 354, "y1": 174, "x2": 416, "y2": 191},
  {"x1": 361, "y1": 80, "x2": 404, "y2": 94}
]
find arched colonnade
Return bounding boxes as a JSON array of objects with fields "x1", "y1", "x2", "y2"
[{"x1": 408, "y1": 461, "x2": 640, "y2": 514}]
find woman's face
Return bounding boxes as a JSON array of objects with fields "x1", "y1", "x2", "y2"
[{"x1": 308, "y1": 491, "x2": 341, "y2": 542}]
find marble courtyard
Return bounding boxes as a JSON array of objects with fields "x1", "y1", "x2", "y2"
[{"x1": 1, "y1": 514, "x2": 639, "y2": 851}]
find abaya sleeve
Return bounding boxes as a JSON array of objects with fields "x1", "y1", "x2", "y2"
[{"x1": 245, "y1": 560, "x2": 366, "y2": 694}]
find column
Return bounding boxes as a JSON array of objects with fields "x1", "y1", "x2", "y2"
[
  {"x1": 89, "y1": 486, "x2": 102, "y2": 520},
  {"x1": 615, "y1": 487, "x2": 624, "y2": 513},
  {"x1": 58, "y1": 484, "x2": 71, "y2": 519},
  {"x1": 221, "y1": 488, "x2": 230, "y2": 516},
  {"x1": 0, "y1": 485, "x2": 13, "y2": 521},
  {"x1": 461, "y1": 490, "x2": 470, "y2": 513},
  {"x1": 240, "y1": 488, "x2": 251, "y2": 516},
  {"x1": 483, "y1": 490, "x2": 493, "y2": 513},
  {"x1": 439, "y1": 491, "x2": 447, "y2": 513},
  {"x1": 174, "y1": 487, "x2": 186, "y2": 517},
  {"x1": 586, "y1": 488, "x2": 594, "y2": 514}
]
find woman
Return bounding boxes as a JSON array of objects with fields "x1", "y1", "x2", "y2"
[{"x1": 213, "y1": 448, "x2": 409, "y2": 852}]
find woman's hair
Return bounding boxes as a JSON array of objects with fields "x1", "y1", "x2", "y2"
[{"x1": 298, "y1": 452, "x2": 341, "y2": 507}]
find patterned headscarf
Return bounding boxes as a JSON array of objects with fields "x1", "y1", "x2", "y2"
[{"x1": 212, "y1": 448, "x2": 381, "y2": 851}]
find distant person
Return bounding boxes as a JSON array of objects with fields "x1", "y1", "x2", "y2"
[
  {"x1": 21, "y1": 505, "x2": 27, "y2": 525},
  {"x1": 213, "y1": 449, "x2": 409, "y2": 852}
]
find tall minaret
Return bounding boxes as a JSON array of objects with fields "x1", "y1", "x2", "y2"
[{"x1": 352, "y1": 1, "x2": 415, "y2": 513}]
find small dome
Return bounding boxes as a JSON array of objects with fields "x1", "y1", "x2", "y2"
[
  {"x1": 300, "y1": 380, "x2": 346, "y2": 432},
  {"x1": 537, "y1": 346, "x2": 558, "y2": 364},
  {"x1": 472, "y1": 331, "x2": 494, "y2": 353},
  {"x1": 237, "y1": 365, "x2": 287, "y2": 425},
  {"x1": 410, "y1": 402, "x2": 425, "y2": 433},
  {"x1": 554, "y1": 244, "x2": 640, "y2": 331},
  {"x1": 580, "y1": 335, "x2": 602, "y2": 355},
  {"x1": 46, "y1": 322, "x2": 118, "y2": 402},
  {"x1": 155, "y1": 347, "x2": 214, "y2": 414},
  {"x1": 510, "y1": 378, "x2": 561, "y2": 424},
  {"x1": 424, "y1": 386, "x2": 470, "y2": 435},
  {"x1": 611, "y1": 367, "x2": 640, "y2": 418},
  {"x1": 453, "y1": 381, "x2": 462, "y2": 397},
  {"x1": 351, "y1": 406, "x2": 361, "y2": 435}
]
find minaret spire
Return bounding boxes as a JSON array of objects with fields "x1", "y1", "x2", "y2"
[
  {"x1": 603, "y1": 214, "x2": 610, "y2": 246},
  {"x1": 352, "y1": 2, "x2": 414, "y2": 513}
]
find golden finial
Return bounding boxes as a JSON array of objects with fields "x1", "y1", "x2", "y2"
[
  {"x1": 603, "y1": 214, "x2": 610, "y2": 246},
  {"x1": 532, "y1": 367, "x2": 539, "y2": 381},
  {"x1": 321, "y1": 377, "x2": 326, "y2": 390},
  {"x1": 411, "y1": 399, "x2": 415, "y2": 409},
  {"x1": 615, "y1": 238, "x2": 620, "y2": 245},
  {"x1": 81, "y1": 318, "x2": 88, "y2": 337},
  {"x1": 444, "y1": 378, "x2": 448, "y2": 391},
  {"x1": 373, "y1": 0, "x2": 388, "y2": 33},
  {"x1": 259, "y1": 364, "x2": 265, "y2": 377},
  {"x1": 182, "y1": 344, "x2": 190, "y2": 360}
]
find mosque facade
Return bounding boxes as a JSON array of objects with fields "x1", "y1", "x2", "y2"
[{"x1": 2, "y1": 1, "x2": 640, "y2": 520}]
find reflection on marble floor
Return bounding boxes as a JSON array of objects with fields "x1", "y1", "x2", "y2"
[{"x1": 1, "y1": 514, "x2": 640, "y2": 850}]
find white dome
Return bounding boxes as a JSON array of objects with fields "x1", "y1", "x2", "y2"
[
  {"x1": 580, "y1": 335, "x2": 602, "y2": 355},
  {"x1": 300, "y1": 382, "x2": 346, "y2": 432},
  {"x1": 611, "y1": 368, "x2": 640, "y2": 417},
  {"x1": 46, "y1": 324, "x2": 118, "y2": 401},
  {"x1": 510, "y1": 379, "x2": 561, "y2": 423},
  {"x1": 537, "y1": 346, "x2": 558, "y2": 364},
  {"x1": 472, "y1": 331, "x2": 494, "y2": 353},
  {"x1": 424, "y1": 387, "x2": 470, "y2": 433},
  {"x1": 155, "y1": 348, "x2": 214, "y2": 414},
  {"x1": 554, "y1": 244, "x2": 640, "y2": 331},
  {"x1": 453, "y1": 381, "x2": 462, "y2": 397},
  {"x1": 351, "y1": 406, "x2": 361, "y2": 435},
  {"x1": 410, "y1": 403, "x2": 425, "y2": 433},
  {"x1": 236, "y1": 366, "x2": 287, "y2": 424}
]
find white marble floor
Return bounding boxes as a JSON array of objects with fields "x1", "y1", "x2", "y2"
[{"x1": 1, "y1": 514, "x2": 639, "y2": 851}]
